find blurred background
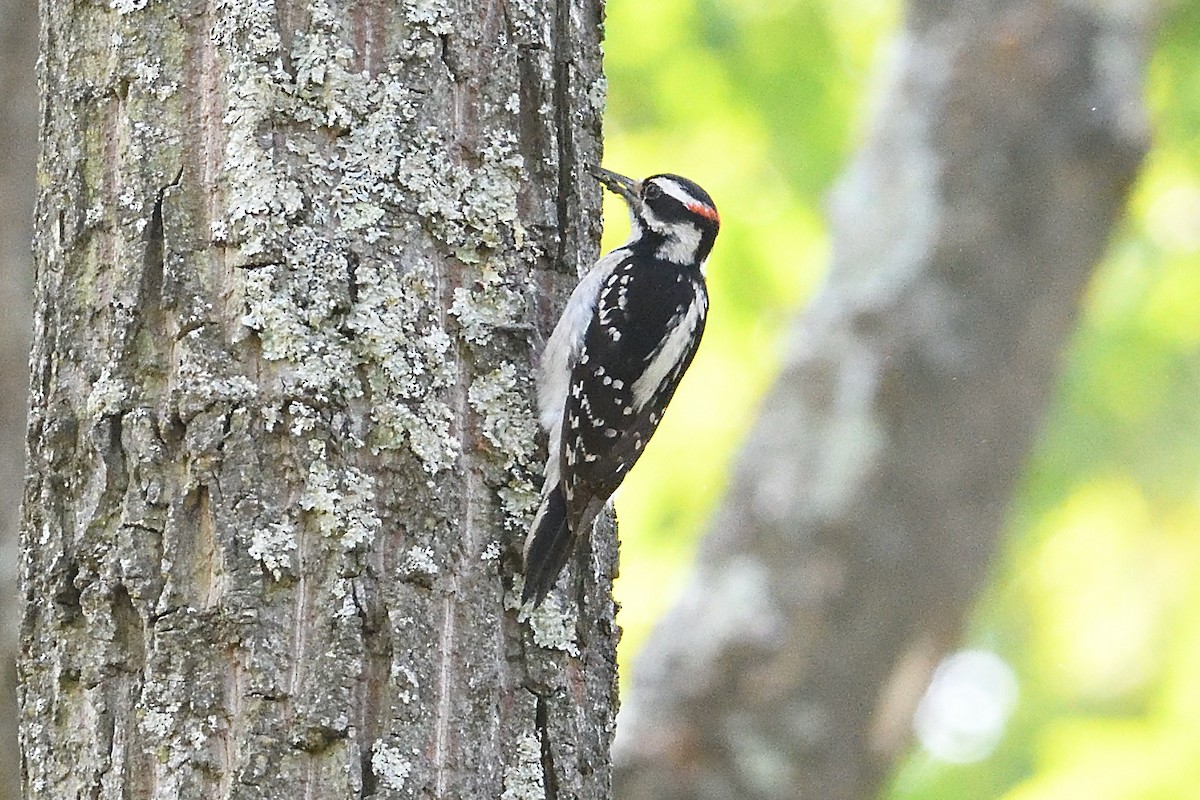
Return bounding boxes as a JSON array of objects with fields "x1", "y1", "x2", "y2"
[
  {"x1": 601, "y1": 0, "x2": 1200, "y2": 797},
  {"x1": 2, "y1": 0, "x2": 1199, "y2": 798},
  {"x1": 0, "y1": 0, "x2": 37, "y2": 797}
]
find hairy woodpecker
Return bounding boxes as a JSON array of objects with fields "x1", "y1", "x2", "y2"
[{"x1": 522, "y1": 168, "x2": 720, "y2": 606}]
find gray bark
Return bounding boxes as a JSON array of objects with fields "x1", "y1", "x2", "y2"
[
  {"x1": 614, "y1": 2, "x2": 1153, "y2": 799},
  {"x1": 21, "y1": 2, "x2": 612, "y2": 799},
  {"x1": 1, "y1": 1, "x2": 38, "y2": 798}
]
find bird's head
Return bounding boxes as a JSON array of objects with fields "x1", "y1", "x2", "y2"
[{"x1": 593, "y1": 168, "x2": 720, "y2": 267}]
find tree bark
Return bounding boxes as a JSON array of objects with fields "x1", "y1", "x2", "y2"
[
  {"x1": 1, "y1": 1, "x2": 38, "y2": 798},
  {"x1": 20, "y1": 1, "x2": 612, "y2": 798},
  {"x1": 614, "y1": 2, "x2": 1152, "y2": 799}
]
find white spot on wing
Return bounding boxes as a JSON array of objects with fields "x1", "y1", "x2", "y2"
[
  {"x1": 631, "y1": 288, "x2": 707, "y2": 412},
  {"x1": 537, "y1": 249, "x2": 632, "y2": 439}
]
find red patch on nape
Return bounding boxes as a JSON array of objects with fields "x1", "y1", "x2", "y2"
[{"x1": 687, "y1": 202, "x2": 720, "y2": 225}]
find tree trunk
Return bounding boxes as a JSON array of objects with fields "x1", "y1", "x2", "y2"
[
  {"x1": 20, "y1": 2, "x2": 612, "y2": 798},
  {"x1": 1, "y1": 1, "x2": 38, "y2": 798},
  {"x1": 614, "y1": 2, "x2": 1152, "y2": 799}
]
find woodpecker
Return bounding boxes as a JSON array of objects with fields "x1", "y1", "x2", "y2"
[{"x1": 522, "y1": 168, "x2": 720, "y2": 607}]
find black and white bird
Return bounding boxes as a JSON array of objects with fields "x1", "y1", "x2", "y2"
[{"x1": 522, "y1": 168, "x2": 720, "y2": 606}]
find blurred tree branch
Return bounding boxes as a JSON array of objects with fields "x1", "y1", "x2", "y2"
[
  {"x1": 614, "y1": 1, "x2": 1153, "y2": 798},
  {"x1": 0, "y1": 0, "x2": 37, "y2": 797}
]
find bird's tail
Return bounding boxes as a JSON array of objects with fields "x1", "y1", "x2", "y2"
[{"x1": 522, "y1": 485, "x2": 574, "y2": 607}]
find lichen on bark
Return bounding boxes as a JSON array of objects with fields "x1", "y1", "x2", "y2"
[{"x1": 21, "y1": 0, "x2": 614, "y2": 798}]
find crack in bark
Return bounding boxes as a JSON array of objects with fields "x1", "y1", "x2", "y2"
[
  {"x1": 359, "y1": 750, "x2": 377, "y2": 799},
  {"x1": 231, "y1": 259, "x2": 283, "y2": 271},
  {"x1": 54, "y1": 565, "x2": 83, "y2": 629},
  {"x1": 536, "y1": 694, "x2": 559, "y2": 800},
  {"x1": 143, "y1": 166, "x2": 183, "y2": 301},
  {"x1": 351, "y1": 578, "x2": 390, "y2": 800},
  {"x1": 345, "y1": 250, "x2": 359, "y2": 307},
  {"x1": 551, "y1": 0, "x2": 577, "y2": 274},
  {"x1": 438, "y1": 33, "x2": 459, "y2": 82}
]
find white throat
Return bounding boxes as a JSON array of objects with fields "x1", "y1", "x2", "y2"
[
  {"x1": 654, "y1": 224, "x2": 702, "y2": 264},
  {"x1": 638, "y1": 202, "x2": 702, "y2": 264}
]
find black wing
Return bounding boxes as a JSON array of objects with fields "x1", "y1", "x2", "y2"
[{"x1": 557, "y1": 257, "x2": 708, "y2": 524}]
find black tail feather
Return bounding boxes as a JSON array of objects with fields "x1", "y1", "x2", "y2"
[{"x1": 522, "y1": 486, "x2": 573, "y2": 607}]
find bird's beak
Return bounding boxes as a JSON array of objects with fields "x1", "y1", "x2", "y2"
[{"x1": 591, "y1": 167, "x2": 641, "y2": 206}]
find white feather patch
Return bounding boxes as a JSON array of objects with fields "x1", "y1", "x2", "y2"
[
  {"x1": 641, "y1": 178, "x2": 707, "y2": 264},
  {"x1": 655, "y1": 224, "x2": 703, "y2": 264},
  {"x1": 537, "y1": 249, "x2": 628, "y2": 438},
  {"x1": 631, "y1": 289, "x2": 707, "y2": 411},
  {"x1": 652, "y1": 177, "x2": 701, "y2": 208}
]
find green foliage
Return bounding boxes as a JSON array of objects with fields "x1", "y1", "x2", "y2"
[
  {"x1": 605, "y1": 0, "x2": 1200, "y2": 797},
  {"x1": 602, "y1": 0, "x2": 897, "y2": 651},
  {"x1": 887, "y1": 4, "x2": 1200, "y2": 794}
]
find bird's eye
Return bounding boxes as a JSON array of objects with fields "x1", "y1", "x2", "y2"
[{"x1": 642, "y1": 182, "x2": 662, "y2": 201}]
